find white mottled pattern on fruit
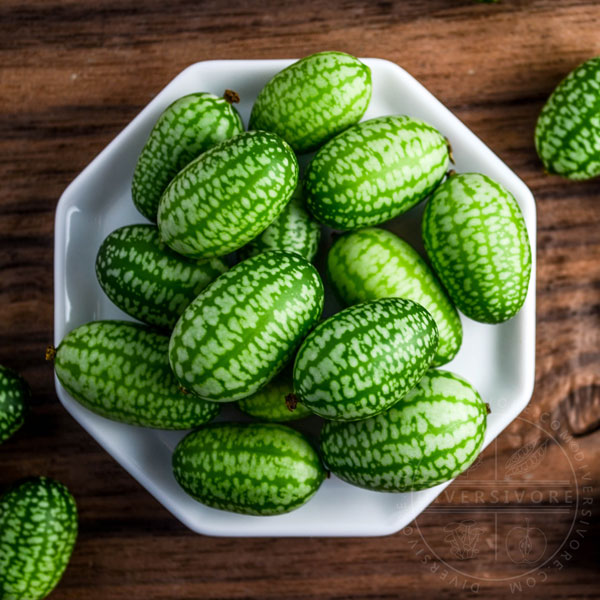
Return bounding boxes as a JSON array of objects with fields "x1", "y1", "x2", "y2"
[
  {"x1": 304, "y1": 115, "x2": 450, "y2": 230},
  {"x1": 0, "y1": 477, "x2": 77, "y2": 599},
  {"x1": 169, "y1": 251, "x2": 324, "y2": 402},
  {"x1": 172, "y1": 423, "x2": 324, "y2": 515},
  {"x1": 95, "y1": 224, "x2": 227, "y2": 329},
  {"x1": 54, "y1": 321, "x2": 219, "y2": 429},
  {"x1": 321, "y1": 370, "x2": 487, "y2": 492},
  {"x1": 241, "y1": 189, "x2": 321, "y2": 262},
  {"x1": 422, "y1": 173, "x2": 531, "y2": 324},
  {"x1": 327, "y1": 228, "x2": 462, "y2": 365},
  {"x1": 157, "y1": 131, "x2": 298, "y2": 259},
  {"x1": 293, "y1": 297, "x2": 438, "y2": 421},
  {"x1": 249, "y1": 52, "x2": 372, "y2": 154},
  {"x1": 535, "y1": 57, "x2": 600, "y2": 180},
  {"x1": 0, "y1": 365, "x2": 28, "y2": 444},
  {"x1": 132, "y1": 92, "x2": 244, "y2": 221}
]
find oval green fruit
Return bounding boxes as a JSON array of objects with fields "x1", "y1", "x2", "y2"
[
  {"x1": 54, "y1": 320, "x2": 220, "y2": 429},
  {"x1": 535, "y1": 57, "x2": 600, "y2": 180},
  {"x1": 237, "y1": 370, "x2": 312, "y2": 422},
  {"x1": 240, "y1": 190, "x2": 321, "y2": 262},
  {"x1": 0, "y1": 365, "x2": 29, "y2": 444},
  {"x1": 173, "y1": 422, "x2": 325, "y2": 515},
  {"x1": 321, "y1": 369, "x2": 487, "y2": 492},
  {"x1": 327, "y1": 227, "x2": 462, "y2": 366},
  {"x1": 249, "y1": 51, "x2": 372, "y2": 154},
  {"x1": 132, "y1": 91, "x2": 244, "y2": 221},
  {"x1": 422, "y1": 172, "x2": 532, "y2": 324},
  {"x1": 293, "y1": 297, "x2": 439, "y2": 421},
  {"x1": 169, "y1": 251, "x2": 324, "y2": 402},
  {"x1": 0, "y1": 477, "x2": 77, "y2": 600},
  {"x1": 304, "y1": 115, "x2": 450, "y2": 230},
  {"x1": 158, "y1": 131, "x2": 298, "y2": 259},
  {"x1": 96, "y1": 224, "x2": 227, "y2": 329}
]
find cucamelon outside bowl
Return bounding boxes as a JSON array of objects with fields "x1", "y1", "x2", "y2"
[{"x1": 54, "y1": 58, "x2": 536, "y2": 537}]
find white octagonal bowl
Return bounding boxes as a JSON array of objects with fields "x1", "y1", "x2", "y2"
[{"x1": 54, "y1": 58, "x2": 536, "y2": 537}]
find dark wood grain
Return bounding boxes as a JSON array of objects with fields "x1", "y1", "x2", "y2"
[{"x1": 1, "y1": 1, "x2": 599, "y2": 598}]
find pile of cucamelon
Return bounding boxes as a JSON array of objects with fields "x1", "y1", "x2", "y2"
[
  {"x1": 2, "y1": 50, "x2": 599, "y2": 599},
  {"x1": 57, "y1": 49, "x2": 534, "y2": 515}
]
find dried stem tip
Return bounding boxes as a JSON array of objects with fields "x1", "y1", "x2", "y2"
[
  {"x1": 445, "y1": 137, "x2": 455, "y2": 164},
  {"x1": 285, "y1": 393, "x2": 299, "y2": 412},
  {"x1": 45, "y1": 345, "x2": 56, "y2": 361},
  {"x1": 223, "y1": 89, "x2": 240, "y2": 104},
  {"x1": 485, "y1": 403, "x2": 491, "y2": 415}
]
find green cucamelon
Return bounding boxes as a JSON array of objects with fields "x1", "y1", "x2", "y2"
[
  {"x1": 173, "y1": 422, "x2": 325, "y2": 515},
  {"x1": 249, "y1": 51, "x2": 372, "y2": 154},
  {"x1": 96, "y1": 224, "x2": 227, "y2": 329},
  {"x1": 0, "y1": 365, "x2": 29, "y2": 444},
  {"x1": 327, "y1": 227, "x2": 462, "y2": 366},
  {"x1": 0, "y1": 477, "x2": 77, "y2": 600},
  {"x1": 54, "y1": 320, "x2": 220, "y2": 429},
  {"x1": 237, "y1": 369, "x2": 312, "y2": 422},
  {"x1": 169, "y1": 251, "x2": 324, "y2": 402},
  {"x1": 293, "y1": 297, "x2": 438, "y2": 421},
  {"x1": 304, "y1": 115, "x2": 450, "y2": 230},
  {"x1": 132, "y1": 92, "x2": 244, "y2": 221},
  {"x1": 240, "y1": 190, "x2": 321, "y2": 262},
  {"x1": 158, "y1": 131, "x2": 299, "y2": 259},
  {"x1": 321, "y1": 369, "x2": 487, "y2": 492},
  {"x1": 535, "y1": 57, "x2": 600, "y2": 180},
  {"x1": 422, "y1": 172, "x2": 532, "y2": 324}
]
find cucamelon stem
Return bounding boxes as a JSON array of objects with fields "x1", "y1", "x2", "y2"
[
  {"x1": 285, "y1": 393, "x2": 298, "y2": 412},
  {"x1": 223, "y1": 89, "x2": 240, "y2": 104},
  {"x1": 446, "y1": 137, "x2": 455, "y2": 164}
]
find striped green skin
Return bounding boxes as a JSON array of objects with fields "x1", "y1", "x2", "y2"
[
  {"x1": 249, "y1": 52, "x2": 372, "y2": 154},
  {"x1": 535, "y1": 57, "x2": 600, "y2": 180},
  {"x1": 327, "y1": 228, "x2": 462, "y2": 366},
  {"x1": 237, "y1": 370, "x2": 312, "y2": 422},
  {"x1": 240, "y1": 191, "x2": 322, "y2": 262},
  {"x1": 422, "y1": 173, "x2": 532, "y2": 324},
  {"x1": 303, "y1": 115, "x2": 450, "y2": 230},
  {"x1": 0, "y1": 365, "x2": 29, "y2": 444},
  {"x1": 293, "y1": 298, "x2": 439, "y2": 422},
  {"x1": 157, "y1": 131, "x2": 299, "y2": 259},
  {"x1": 55, "y1": 320, "x2": 220, "y2": 429},
  {"x1": 132, "y1": 92, "x2": 244, "y2": 221},
  {"x1": 0, "y1": 477, "x2": 77, "y2": 600},
  {"x1": 169, "y1": 251, "x2": 324, "y2": 402},
  {"x1": 96, "y1": 224, "x2": 227, "y2": 330},
  {"x1": 321, "y1": 370, "x2": 487, "y2": 492},
  {"x1": 173, "y1": 423, "x2": 325, "y2": 515}
]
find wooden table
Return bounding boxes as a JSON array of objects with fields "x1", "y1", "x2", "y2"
[{"x1": 1, "y1": 1, "x2": 599, "y2": 597}]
